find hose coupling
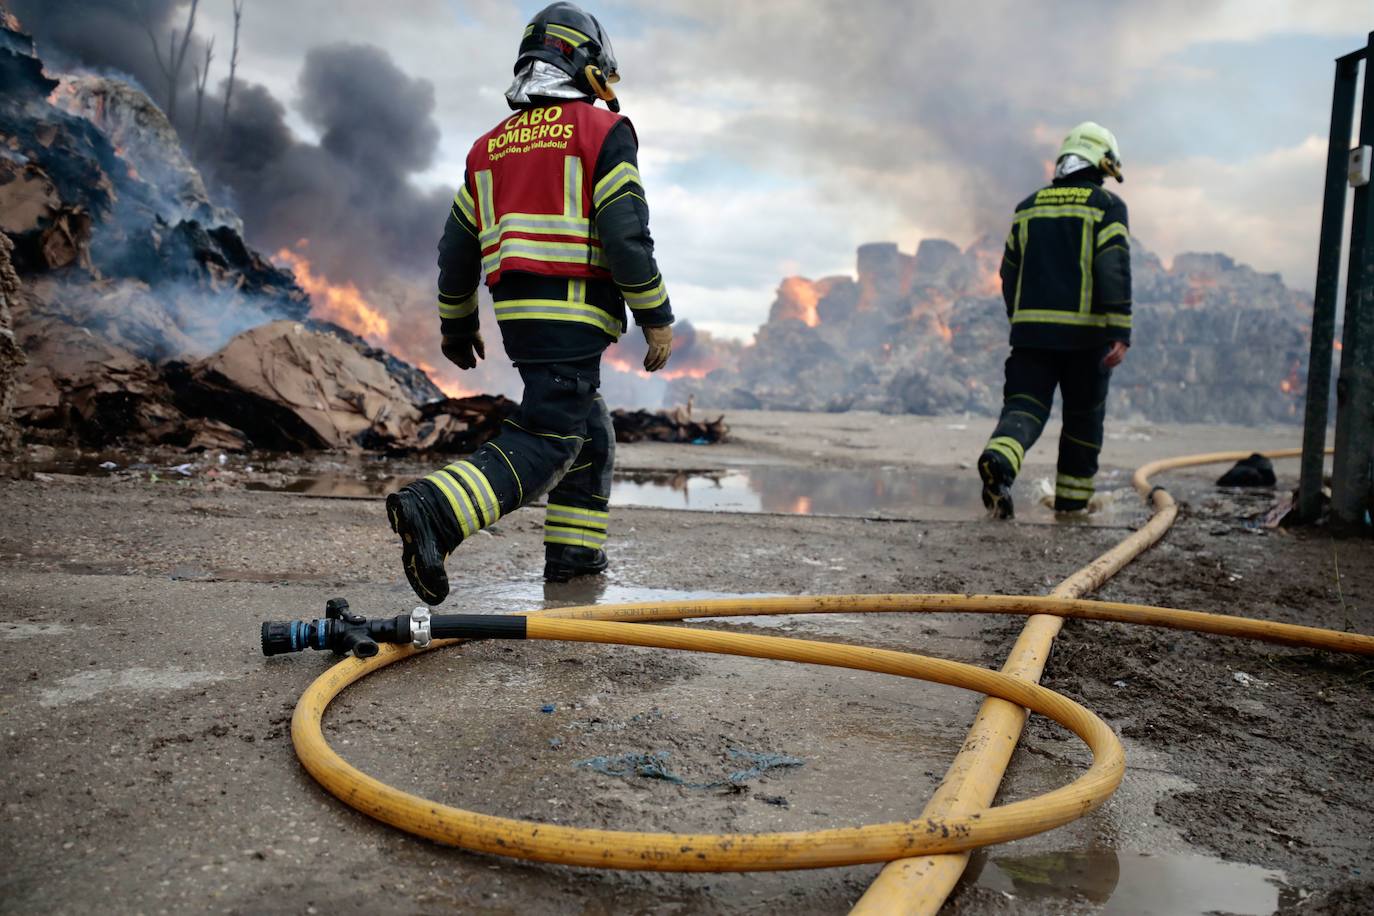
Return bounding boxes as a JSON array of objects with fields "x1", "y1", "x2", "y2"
[{"x1": 410, "y1": 606, "x2": 433, "y2": 649}]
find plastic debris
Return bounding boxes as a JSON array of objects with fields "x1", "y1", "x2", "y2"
[
  {"x1": 1233, "y1": 671, "x2": 1255, "y2": 687},
  {"x1": 168, "y1": 463, "x2": 195, "y2": 476},
  {"x1": 540, "y1": 703, "x2": 556, "y2": 714},
  {"x1": 99, "y1": 461, "x2": 118, "y2": 470}
]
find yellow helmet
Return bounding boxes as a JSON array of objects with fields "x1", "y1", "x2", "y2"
[{"x1": 1057, "y1": 121, "x2": 1123, "y2": 183}]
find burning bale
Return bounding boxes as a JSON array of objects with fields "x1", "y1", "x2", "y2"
[
  {"x1": 611, "y1": 403, "x2": 728, "y2": 444},
  {"x1": 673, "y1": 238, "x2": 1314, "y2": 425},
  {"x1": 0, "y1": 16, "x2": 308, "y2": 355},
  {"x1": 12, "y1": 316, "x2": 183, "y2": 447},
  {"x1": 165, "y1": 320, "x2": 424, "y2": 452}
]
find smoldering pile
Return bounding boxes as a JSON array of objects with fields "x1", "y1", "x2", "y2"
[
  {"x1": 611, "y1": 401, "x2": 729, "y2": 444},
  {"x1": 671, "y1": 238, "x2": 1314, "y2": 426}
]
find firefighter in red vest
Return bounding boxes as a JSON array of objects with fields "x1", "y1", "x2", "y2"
[{"x1": 386, "y1": 2, "x2": 674, "y2": 600}]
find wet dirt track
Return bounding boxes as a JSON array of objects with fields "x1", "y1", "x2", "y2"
[{"x1": 1, "y1": 413, "x2": 1371, "y2": 914}]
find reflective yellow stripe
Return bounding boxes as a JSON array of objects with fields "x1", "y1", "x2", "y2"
[
  {"x1": 489, "y1": 238, "x2": 600, "y2": 258},
  {"x1": 985, "y1": 436, "x2": 1024, "y2": 474},
  {"x1": 546, "y1": 503, "x2": 609, "y2": 529},
  {"x1": 623, "y1": 278, "x2": 668, "y2": 310},
  {"x1": 988, "y1": 436, "x2": 1024, "y2": 462},
  {"x1": 1079, "y1": 217, "x2": 1093, "y2": 314},
  {"x1": 1106, "y1": 313, "x2": 1132, "y2": 328},
  {"x1": 592, "y1": 162, "x2": 641, "y2": 210},
  {"x1": 1010, "y1": 310, "x2": 1109, "y2": 327},
  {"x1": 425, "y1": 471, "x2": 476, "y2": 537},
  {"x1": 564, "y1": 156, "x2": 584, "y2": 219},
  {"x1": 1012, "y1": 219, "x2": 1029, "y2": 312},
  {"x1": 438, "y1": 291, "x2": 477, "y2": 319},
  {"x1": 547, "y1": 515, "x2": 607, "y2": 532},
  {"x1": 544, "y1": 23, "x2": 591, "y2": 46},
  {"x1": 458, "y1": 461, "x2": 501, "y2": 522},
  {"x1": 1012, "y1": 204, "x2": 1105, "y2": 223},
  {"x1": 492, "y1": 298, "x2": 623, "y2": 338},
  {"x1": 543, "y1": 526, "x2": 607, "y2": 546},
  {"x1": 479, "y1": 213, "x2": 594, "y2": 246},
  {"x1": 1097, "y1": 222, "x2": 1129, "y2": 246},
  {"x1": 482, "y1": 239, "x2": 608, "y2": 276},
  {"x1": 474, "y1": 170, "x2": 495, "y2": 230},
  {"x1": 454, "y1": 186, "x2": 477, "y2": 225},
  {"x1": 446, "y1": 462, "x2": 500, "y2": 526},
  {"x1": 1056, "y1": 472, "x2": 1094, "y2": 489}
]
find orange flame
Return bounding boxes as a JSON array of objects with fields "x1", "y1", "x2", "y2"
[
  {"x1": 1279, "y1": 361, "x2": 1301, "y2": 396},
  {"x1": 272, "y1": 246, "x2": 474, "y2": 399},
  {"x1": 790, "y1": 495, "x2": 813, "y2": 515},
  {"x1": 604, "y1": 354, "x2": 637, "y2": 375},
  {"x1": 415, "y1": 361, "x2": 477, "y2": 399},
  {"x1": 663, "y1": 365, "x2": 712, "y2": 380},
  {"x1": 777, "y1": 277, "x2": 821, "y2": 328},
  {"x1": 275, "y1": 247, "x2": 391, "y2": 341}
]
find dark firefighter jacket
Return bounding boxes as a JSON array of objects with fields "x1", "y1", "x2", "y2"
[
  {"x1": 998, "y1": 173, "x2": 1132, "y2": 350},
  {"x1": 436, "y1": 101, "x2": 673, "y2": 364}
]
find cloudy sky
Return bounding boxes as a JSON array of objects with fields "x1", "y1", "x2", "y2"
[{"x1": 77, "y1": 1, "x2": 1374, "y2": 339}]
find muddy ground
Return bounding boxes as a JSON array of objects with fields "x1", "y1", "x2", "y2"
[{"x1": 0, "y1": 410, "x2": 1370, "y2": 914}]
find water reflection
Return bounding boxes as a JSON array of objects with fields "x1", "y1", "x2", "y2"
[
  {"x1": 613, "y1": 467, "x2": 1141, "y2": 526},
  {"x1": 16, "y1": 450, "x2": 1142, "y2": 525},
  {"x1": 969, "y1": 849, "x2": 1293, "y2": 915}
]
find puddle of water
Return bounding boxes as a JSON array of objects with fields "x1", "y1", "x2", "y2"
[
  {"x1": 971, "y1": 849, "x2": 1291, "y2": 915},
  {"x1": 245, "y1": 466, "x2": 1144, "y2": 526},
  {"x1": 38, "y1": 667, "x2": 230, "y2": 707}
]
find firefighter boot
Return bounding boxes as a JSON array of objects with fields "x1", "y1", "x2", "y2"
[
  {"x1": 386, "y1": 483, "x2": 460, "y2": 604},
  {"x1": 544, "y1": 544, "x2": 609, "y2": 583},
  {"x1": 979, "y1": 451, "x2": 1016, "y2": 520}
]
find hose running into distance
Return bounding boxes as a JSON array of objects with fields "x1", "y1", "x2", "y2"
[{"x1": 288, "y1": 448, "x2": 1370, "y2": 880}]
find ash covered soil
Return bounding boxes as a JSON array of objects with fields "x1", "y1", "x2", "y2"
[{"x1": 0, "y1": 410, "x2": 1370, "y2": 915}]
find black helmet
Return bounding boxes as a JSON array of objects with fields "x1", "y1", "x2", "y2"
[{"x1": 516, "y1": 3, "x2": 621, "y2": 110}]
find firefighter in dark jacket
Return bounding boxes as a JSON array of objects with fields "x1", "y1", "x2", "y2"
[
  {"x1": 978, "y1": 121, "x2": 1132, "y2": 518},
  {"x1": 387, "y1": 2, "x2": 674, "y2": 600}
]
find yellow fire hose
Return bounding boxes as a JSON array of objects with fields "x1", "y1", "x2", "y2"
[{"x1": 288, "y1": 449, "x2": 1370, "y2": 886}]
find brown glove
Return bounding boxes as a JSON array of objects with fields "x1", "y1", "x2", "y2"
[
  {"x1": 642, "y1": 324, "x2": 672, "y2": 372},
  {"x1": 441, "y1": 332, "x2": 485, "y2": 370}
]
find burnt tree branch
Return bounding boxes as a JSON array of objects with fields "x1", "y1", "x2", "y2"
[
  {"x1": 221, "y1": 0, "x2": 244, "y2": 129},
  {"x1": 142, "y1": 0, "x2": 201, "y2": 128},
  {"x1": 191, "y1": 36, "x2": 214, "y2": 159}
]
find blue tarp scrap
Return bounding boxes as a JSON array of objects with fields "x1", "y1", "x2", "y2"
[{"x1": 575, "y1": 747, "x2": 804, "y2": 789}]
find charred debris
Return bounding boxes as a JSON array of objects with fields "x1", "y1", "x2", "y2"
[{"x1": 0, "y1": 18, "x2": 719, "y2": 456}]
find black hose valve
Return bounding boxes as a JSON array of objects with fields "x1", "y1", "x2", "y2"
[
  {"x1": 260, "y1": 602, "x2": 526, "y2": 657},
  {"x1": 260, "y1": 598, "x2": 413, "y2": 657}
]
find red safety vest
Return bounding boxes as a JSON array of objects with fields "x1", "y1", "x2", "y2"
[{"x1": 464, "y1": 102, "x2": 625, "y2": 287}]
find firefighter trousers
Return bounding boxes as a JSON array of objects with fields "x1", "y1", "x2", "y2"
[
  {"x1": 981, "y1": 345, "x2": 1113, "y2": 511},
  {"x1": 419, "y1": 357, "x2": 614, "y2": 552}
]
